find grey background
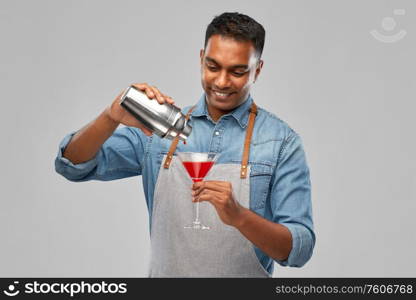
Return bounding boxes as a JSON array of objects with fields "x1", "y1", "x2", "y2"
[{"x1": 1, "y1": 0, "x2": 415, "y2": 277}]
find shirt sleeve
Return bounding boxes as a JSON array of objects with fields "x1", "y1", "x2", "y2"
[
  {"x1": 270, "y1": 132, "x2": 316, "y2": 267},
  {"x1": 54, "y1": 126, "x2": 148, "y2": 182}
]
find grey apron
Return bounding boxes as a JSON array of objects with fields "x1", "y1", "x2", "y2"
[{"x1": 148, "y1": 103, "x2": 270, "y2": 277}]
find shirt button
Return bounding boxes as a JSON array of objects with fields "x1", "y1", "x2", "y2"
[{"x1": 215, "y1": 131, "x2": 220, "y2": 136}]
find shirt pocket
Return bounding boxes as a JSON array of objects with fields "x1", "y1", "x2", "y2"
[
  {"x1": 230, "y1": 158, "x2": 274, "y2": 211},
  {"x1": 249, "y1": 162, "x2": 273, "y2": 210}
]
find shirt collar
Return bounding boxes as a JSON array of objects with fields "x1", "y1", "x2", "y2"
[{"x1": 191, "y1": 93, "x2": 254, "y2": 128}]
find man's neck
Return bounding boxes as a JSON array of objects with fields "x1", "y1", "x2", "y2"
[{"x1": 206, "y1": 105, "x2": 231, "y2": 122}]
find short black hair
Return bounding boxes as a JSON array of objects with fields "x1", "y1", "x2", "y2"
[{"x1": 204, "y1": 12, "x2": 265, "y2": 58}]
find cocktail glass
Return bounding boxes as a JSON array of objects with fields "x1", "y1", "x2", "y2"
[{"x1": 177, "y1": 152, "x2": 218, "y2": 230}]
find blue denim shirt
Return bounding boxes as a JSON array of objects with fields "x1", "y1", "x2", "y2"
[{"x1": 55, "y1": 94, "x2": 315, "y2": 275}]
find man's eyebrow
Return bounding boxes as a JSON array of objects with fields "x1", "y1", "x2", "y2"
[{"x1": 205, "y1": 56, "x2": 249, "y2": 69}]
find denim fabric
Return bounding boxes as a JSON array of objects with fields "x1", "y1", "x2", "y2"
[{"x1": 55, "y1": 94, "x2": 315, "y2": 275}]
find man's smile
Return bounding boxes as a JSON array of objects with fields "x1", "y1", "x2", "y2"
[{"x1": 211, "y1": 89, "x2": 236, "y2": 100}]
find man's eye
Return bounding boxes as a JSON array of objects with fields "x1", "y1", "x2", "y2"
[
  {"x1": 207, "y1": 65, "x2": 218, "y2": 71},
  {"x1": 233, "y1": 72, "x2": 245, "y2": 76}
]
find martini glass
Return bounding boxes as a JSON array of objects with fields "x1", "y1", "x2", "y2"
[{"x1": 177, "y1": 152, "x2": 218, "y2": 230}]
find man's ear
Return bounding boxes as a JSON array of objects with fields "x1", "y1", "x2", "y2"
[
  {"x1": 254, "y1": 59, "x2": 264, "y2": 82},
  {"x1": 200, "y1": 49, "x2": 204, "y2": 65}
]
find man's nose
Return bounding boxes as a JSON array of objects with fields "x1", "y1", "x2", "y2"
[{"x1": 214, "y1": 71, "x2": 231, "y2": 89}]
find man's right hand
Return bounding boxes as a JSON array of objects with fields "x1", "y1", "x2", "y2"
[{"x1": 105, "y1": 83, "x2": 175, "y2": 136}]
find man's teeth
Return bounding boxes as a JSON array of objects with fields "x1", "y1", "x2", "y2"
[{"x1": 214, "y1": 91, "x2": 231, "y2": 97}]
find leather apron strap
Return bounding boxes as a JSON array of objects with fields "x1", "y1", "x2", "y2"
[
  {"x1": 163, "y1": 106, "x2": 196, "y2": 169},
  {"x1": 163, "y1": 102, "x2": 258, "y2": 176},
  {"x1": 240, "y1": 103, "x2": 257, "y2": 178}
]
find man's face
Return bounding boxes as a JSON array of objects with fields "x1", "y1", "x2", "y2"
[{"x1": 200, "y1": 35, "x2": 263, "y2": 115}]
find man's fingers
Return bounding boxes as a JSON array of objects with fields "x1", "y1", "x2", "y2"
[
  {"x1": 192, "y1": 181, "x2": 231, "y2": 194},
  {"x1": 131, "y1": 83, "x2": 149, "y2": 93},
  {"x1": 193, "y1": 180, "x2": 230, "y2": 189},
  {"x1": 162, "y1": 94, "x2": 175, "y2": 104},
  {"x1": 151, "y1": 86, "x2": 166, "y2": 104},
  {"x1": 192, "y1": 185, "x2": 224, "y2": 197},
  {"x1": 145, "y1": 87, "x2": 156, "y2": 99},
  {"x1": 130, "y1": 83, "x2": 155, "y2": 99},
  {"x1": 130, "y1": 83, "x2": 172, "y2": 104},
  {"x1": 193, "y1": 193, "x2": 210, "y2": 203},
  {"x1": 193, "y1": 190, "x2": 221, "y2": 203}
]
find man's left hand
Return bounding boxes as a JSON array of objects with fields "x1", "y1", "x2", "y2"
[{"x1": 192, "y1": 181, "x2": 247, "y2": 227}]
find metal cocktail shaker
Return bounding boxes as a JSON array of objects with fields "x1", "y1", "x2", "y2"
[{"x1": 120, "y1": 86, "x2": 192, "y2": 141}]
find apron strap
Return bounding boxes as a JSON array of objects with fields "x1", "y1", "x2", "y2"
[
  {"x1": 163, "y1": 105, "x2": 196, "y2": 169},
  {"x1": 240, "y1": 103, "x2": 258, "y2": 179}
]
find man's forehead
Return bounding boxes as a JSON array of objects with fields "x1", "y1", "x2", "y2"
[{"x1": 204, "y1": 35, "x2": 257, "y2": 66}]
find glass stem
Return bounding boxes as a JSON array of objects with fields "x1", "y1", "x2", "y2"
[{"x1": 195, "y1": 200, "x2": 200, "y2": 223}]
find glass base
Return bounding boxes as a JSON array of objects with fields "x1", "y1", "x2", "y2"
[{"x1": 184, "y1": 220, "x2": 210, "y2": 230}]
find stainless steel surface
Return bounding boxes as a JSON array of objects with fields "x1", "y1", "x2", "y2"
[{"x1": 120, "y1": 86, "x2": 192, "y2": 141}]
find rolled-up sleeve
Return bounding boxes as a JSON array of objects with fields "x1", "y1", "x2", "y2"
[
  {"x1": 55, "y1": 126, "x2": 147, "y2": 182},
  {"x1": 271, "y1": 132, "x2": 315, "y2": 267}
]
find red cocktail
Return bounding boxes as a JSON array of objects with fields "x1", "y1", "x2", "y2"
[
  {"x1": 177, "y1": 152, "x2": 218, "y2": 230},
  {"x1": 182, "y1": 161, "x2": 215, "y2": 182}
]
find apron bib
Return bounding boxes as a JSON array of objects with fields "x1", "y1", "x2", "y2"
[{"x1": 148, "y1": 103, "x2": 269, "y2": 277}]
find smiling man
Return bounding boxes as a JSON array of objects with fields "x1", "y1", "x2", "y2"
[
  {"x1": 201, "y1": 34, "x2": 262, "y2": 118},
  {"x1": 55, "y1": 12, "x2": 315, "y2": 277}
]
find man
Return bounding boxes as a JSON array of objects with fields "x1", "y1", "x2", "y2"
[{"x1": 55, "y1": 12, "x2": 315, "y2": 277}]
